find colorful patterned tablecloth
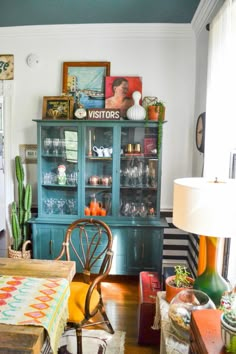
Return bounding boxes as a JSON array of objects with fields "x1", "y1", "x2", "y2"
[{"x1": 0, "y1": 275, "x2": 70, "y2": 354}]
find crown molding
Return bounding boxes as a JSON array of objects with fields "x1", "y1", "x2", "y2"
[
  {"x1": 192, "y1": 0, "x2": 224, "y2": 37},
  {"x1": 0, "y1": 23, "x2": 194, "y2": 40}
]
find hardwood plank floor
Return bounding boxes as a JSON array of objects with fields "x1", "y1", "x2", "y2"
[{"x1": 102, "y1": 275, "x2": 160, "y2": 354}]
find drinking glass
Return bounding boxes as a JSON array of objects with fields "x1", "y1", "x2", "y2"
[
  {"x1": 57, "y1": 198, "x2": 65, "y2": 214},
  {"x1": 52, "y1": 138, "x2": 60, "y2": 155},
  {"x1": 66, "y1": 198, "x2": 75, "y2": 214},
  {"x1": 139, "y1": 203, "x2": 148, "y2": 217},
  {"x1": 44, "y1": 138, "x2": 52, "y2": 154}
]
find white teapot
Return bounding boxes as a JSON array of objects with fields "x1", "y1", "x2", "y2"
[{"x1": 93, "y1": 146, "x2": 104, "y2": 157}]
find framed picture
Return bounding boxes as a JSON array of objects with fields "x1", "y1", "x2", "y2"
[
  {"x1": 144, "y1": 137, "x2": 157, "y2": 155},
  {"x1": 42, "y1": 96, "x2": 74, "y2": 120},
  {"x1": 0, "y1": 54, "x2": 14, "y2": 80},
  {"x1": 62, "y1": 61, "x2": 110, "y2": 109},
  {"x1": 19, "y1": 144, "x2": 37, "y2": 164},
  {"x1": 105, "y1": 76, "x2": 142, "y2": 117}
]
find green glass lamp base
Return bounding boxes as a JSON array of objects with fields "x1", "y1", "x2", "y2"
[{"x1": 193, "y1": 270, "x2": 230, "y2": 306}]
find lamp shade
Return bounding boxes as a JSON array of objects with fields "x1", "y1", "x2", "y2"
[{"x1": 173, "y1": 177, "x2": 236, "y2": 238}]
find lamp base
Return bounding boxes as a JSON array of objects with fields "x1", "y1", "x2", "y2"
[{"x1": 193, "y1": 270, "x2": 229, "y2": 306}]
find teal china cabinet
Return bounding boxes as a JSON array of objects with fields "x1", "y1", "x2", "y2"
[{"x1": 30, "y1": 119, "x2": 167, "y2": 275}]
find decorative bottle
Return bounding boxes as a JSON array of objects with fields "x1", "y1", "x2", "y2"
[{"x1": 126, "y1": 91, "x2": 146, "y2": 121}]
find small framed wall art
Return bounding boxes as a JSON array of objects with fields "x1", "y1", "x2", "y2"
[
  {"x1": 42, "y1": 96, "x2": 74, "y2": 120},
  {"x1": 0, "y1": 54, "x2": 14, "y2": 80},
  {"x1": 19, "y1": 144, "x2": 37, "y2": 164},
  {"x1": 62, "y1": 61, "x2": 110, "y2": 109}
]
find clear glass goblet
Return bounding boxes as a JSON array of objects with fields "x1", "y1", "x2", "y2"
[{"x1": 44, "y1": 138, "x2": 52, "y2": 154}]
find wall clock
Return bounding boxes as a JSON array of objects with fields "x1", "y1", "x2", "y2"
[{"x1": 196, "y1": 112, "x2": 206, "y2": 153}]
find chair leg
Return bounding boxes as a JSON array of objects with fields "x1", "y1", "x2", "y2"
[
  {"x1": 99, "y1": 305, "x2": 115, "y2": 334},
  {"x1": 76, "y1": 328, "x2": 83, "y2": 354}
]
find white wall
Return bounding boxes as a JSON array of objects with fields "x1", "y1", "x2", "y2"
[
  {"x1": 0, "y1": 23, "x2": 196, "y2": 212},
  {"x1": 192, "y1": 28, "x2": 209, "y2": 177}
]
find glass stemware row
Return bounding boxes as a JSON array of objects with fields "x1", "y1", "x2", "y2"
[
  {"x1": 120, "y1": 164, "x2": 157, "y2": 188},
  {"x1": 43, "y1": 138, "x2": 66, "y2": 155},
  {"x1": 120, "y1": 201, "x2": 152, "y2": 217},
  {"x1": 43, "y1": 172, "x2": 78, "y2": 185},
  {"x1": 43, "y1": 198, "x2": 76, "y2": 214}
]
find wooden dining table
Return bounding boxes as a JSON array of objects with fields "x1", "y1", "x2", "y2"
[{"x1": 0, "y1": 257, "x2": 76, "y2": 354}]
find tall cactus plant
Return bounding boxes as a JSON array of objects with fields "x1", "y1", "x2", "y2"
[{"x1": 11, "y1": 156, "x2": 32, "y2": 250}]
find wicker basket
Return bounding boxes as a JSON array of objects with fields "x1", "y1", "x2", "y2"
[{"x1": 8, "y1": 240, "x2": 31, "y2": 259}]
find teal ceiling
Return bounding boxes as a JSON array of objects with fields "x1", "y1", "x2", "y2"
[{"x1": 0, "y1": 0, "x2": 200, "y2": 27}]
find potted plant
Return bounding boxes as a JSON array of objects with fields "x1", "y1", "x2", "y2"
[
  {"x1": 165, "y1": 265, "x2": 194, "y2": 303},
  {"x1": 147, "y1": 100, "x2": 165, "y2": 121},
  {"x1": 9, "y1": 155, "x2": 32, "y2": 259},
  {"x1": 220, "y1": 288, "x2": 236, "y2": 353}
]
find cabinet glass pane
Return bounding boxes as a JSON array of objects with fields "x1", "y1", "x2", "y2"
[
  {"x1": 84, "y1": 126, "x2": 113, "y2": 217},
  {"x1": 120, "y1": 126, "x2": 158, "y2": 217},
  {"x1": 40, "y1": 125, "x2": 78, "y2": 216}
]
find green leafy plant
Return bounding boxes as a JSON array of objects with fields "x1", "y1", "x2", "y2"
[
  {"x1": 152, "y1": 100, "x2": 165, "y2": 114},
  {"x1": 10, "y1": 156, "x2": 32, "y2": 251},
  {"x1": 149, "y1": 100, "x2": 165, "y2": 159},
  {"x1": 172, "y1": 265, "x2": 192, "y2": 288}
]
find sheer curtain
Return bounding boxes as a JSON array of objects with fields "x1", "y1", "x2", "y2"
[{"x1": 205, "y1": 0, "x2": 236, "y2": 286}]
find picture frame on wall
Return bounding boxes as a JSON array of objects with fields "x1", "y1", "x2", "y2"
[
  {"x1": 19, "y1": 144, "x2": 37, "y2": 164},
  {"x1": 105, "y1": 76, "x2": 142, "y2": 118},
  {"x1": 0, "y1": 54, "x2": 14, "y2": 80},
  {"x1": 42, "y1": 96, "x2": 74, "y2": 120},
  {"x1": 62, "y1": 61, "x2": 110, "y2": 109}
]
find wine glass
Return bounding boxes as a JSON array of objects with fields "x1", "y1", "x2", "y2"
[
  {"x1": 52, "y1": 138, "x2": 60, "y2": 155},
  {"x1": 66, "y1": 198, "x2": 75, "y2": 214},
  {"x1": 60, "y1": 138, "x2": 66, "y2": 156},
  {"x1": 57, "y1": 198, "x2": 65, "y2": 214},
  {"x1": 129, "y1": 202, "x2": 137, "y2": 217},
  {"x1": 139, "y1": 203, "x2": 148, "y2": 217},
  {"x1": 44, "y1": 138, "x2": 52, "y2": 154}
]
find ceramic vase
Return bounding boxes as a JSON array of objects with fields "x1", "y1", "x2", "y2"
[{"x1": 126, "y1": 91, "x2": 146, "y2": 120}]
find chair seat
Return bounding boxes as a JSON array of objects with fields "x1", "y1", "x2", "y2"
[{"x1": 68, "y1": 281, "x2": 100, "y2": 323}]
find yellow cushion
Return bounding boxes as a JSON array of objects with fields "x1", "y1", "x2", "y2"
[{"x1": 68, "y1": 281, "x2": 100, "y2": 323}]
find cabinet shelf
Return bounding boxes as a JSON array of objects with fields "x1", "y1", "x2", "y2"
[
  {"x1": 85, "y1": 185, "x2": 112, "y2": 189},
  {"x1": 42, "y1": 184, "x2": 77, "y2": 188}
]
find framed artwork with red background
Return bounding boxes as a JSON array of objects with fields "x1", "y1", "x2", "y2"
[{"x1": 105, "y1": 76, "x2": 142, "y2": 117}]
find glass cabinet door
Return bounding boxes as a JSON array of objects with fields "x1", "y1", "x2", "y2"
[
  {"x1": 39, "y1": 124, "x2": 78, "y2": 217},
  {"x1": 120, "y1": 126, "x2": 159, "y2": 218},
  {"x1": 84, "y1": 126, "x2": 113, "y2": 217}
]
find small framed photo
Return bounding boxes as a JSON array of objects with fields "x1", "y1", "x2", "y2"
[
  {"x1": 0, "y1": 54, "x2": 14, "y2": 80},
  {"x1": 42, "y1": 96, "x2": 74, "y2": 120},
  {"x1": 105, "y1": 76, "x2": 142, "y2": 117},
  {"x1": 62, "y1": 61, "x2": 110, "y2": 109}
]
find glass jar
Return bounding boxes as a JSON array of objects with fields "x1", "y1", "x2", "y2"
[{"x1": 168, "y1": 289, "x2": 215, "y2": 341}]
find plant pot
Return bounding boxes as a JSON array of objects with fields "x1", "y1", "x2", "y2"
[
  {"x1": 148, "y1": 105, "x2": 166, "y2": 121},
  {"x1": 8, "y1": 240, "x2": 31, "y2": 259},
  {"x1": 221, "y1": 313, "x2": 236, "y2": 352},
  {"x1": 165, "y1": 275, "x2": 194, "y2": 303},
  {"x1": 148, "y1": 106, "x2": 159, "y2": 121}
]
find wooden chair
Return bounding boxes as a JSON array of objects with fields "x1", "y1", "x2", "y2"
[{"x1": 55, "y1": 218, "x2": 114, "y2": 353}]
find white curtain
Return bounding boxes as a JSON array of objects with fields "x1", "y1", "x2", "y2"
[
  {"x1": 205, "y1": 0, "x2": 236, "y2": 286},
  {"x1": 204, "y1": 0, "x2": 236, "y2": 179}
]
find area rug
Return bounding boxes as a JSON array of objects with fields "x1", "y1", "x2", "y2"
[{"x1": 42, "y1": 329, "x2": 125, "y2": 354}]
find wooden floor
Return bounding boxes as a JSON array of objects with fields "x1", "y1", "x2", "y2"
[{"x1": 101, "y1": 275, "x2": 160, "y2": 354}]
